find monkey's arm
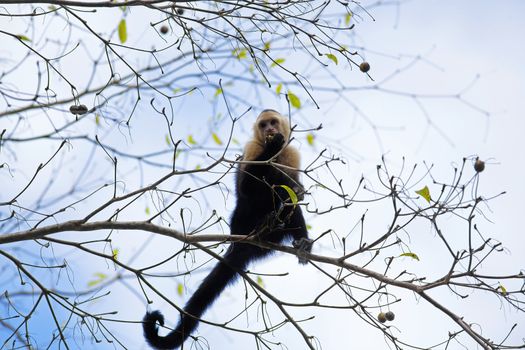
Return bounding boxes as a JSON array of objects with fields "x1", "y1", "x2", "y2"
[{"x1": 238, "y1": 134, "x2": 288, "y2": 196}]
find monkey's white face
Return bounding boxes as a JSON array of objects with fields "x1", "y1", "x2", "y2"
[
  {"x1": 258, "y1": 116, "x2": 280, "y2": 140},
  {"x1": 255, "y1": 111, "x2": 290, "y2": 143}
]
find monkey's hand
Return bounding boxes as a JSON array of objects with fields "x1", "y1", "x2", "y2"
[
  {"x1": 292, "y1": 237, "x2": 313, "y2": 265},
  {"x1": 265, "y1": 133, "x2": 275, "y2": 143},
  {"x1": 264, "y1": 132, "x2": 285, "y2": 156}
]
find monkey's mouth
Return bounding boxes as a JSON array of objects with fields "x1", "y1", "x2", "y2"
[{"x1": 265, "y1": 133, "x2": 276, "y2": 142}]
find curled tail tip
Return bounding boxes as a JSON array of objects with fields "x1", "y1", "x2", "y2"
[
  {"x1": 144, "y1": 310, "x2": 165, "y2": 325},
  {"x1": 143, "y1": 310, "x2": 167, "y2": 348},
  {"x1": 143, "y1": 310, "x2": 189, "y2": 350}
]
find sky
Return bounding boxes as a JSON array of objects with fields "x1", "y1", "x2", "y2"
[
  {"x1": 127, "y1": 1, "x2": 525, "y2": 347},
  {"x1": 1, "y1": 1, "x2": 524, "y2": 349}
]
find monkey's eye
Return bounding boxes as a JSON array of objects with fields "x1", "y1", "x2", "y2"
[
  {"x1": 270, "y1": 119, "x2": 278, "y2": 126},
  {"x1": 259, "y1": 122, "x2": 266, "y2": 128}
]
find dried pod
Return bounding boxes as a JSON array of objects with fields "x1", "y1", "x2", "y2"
[
  {"x1": 76, "y1": 104, "x2": 88, "y2": 115},
  {"x1": 160, "y1": 25, "x2": 169, "y2": 34},
  {"x1": 385, "y1": 311, "x2": 395, "y2": 321},
  {"x1": 359, "y1": 61, "x2": 370, "y2": 73},
  {"x1": 69, "y1": 105, "x2": 79, "y2": 114},
  {"x1": 377, "y1": 312, "x2": 387, "y2": 323},
  {"x1": 69, "y1": 104, "x2": 88, "y2": 115},
  {"x1": 474, "y1": 158, "x2": 485, "y2": 173}
]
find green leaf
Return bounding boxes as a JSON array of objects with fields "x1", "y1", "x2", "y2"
[
  {"x1": 173, "y1": 87, "x2": 182, "y2": 94},
  {"x1": 345, "y1": 12, "x2": 353, "y2": 26},
  {"x1": 498, "y1": 284, "x2": 507, "y2": 296},
  {"x1": 88, "y1": 280, "x2": 98, "y2": 287},
  {"x1": 95, "y1": 114, "x2": 100, "y2": 125},
  {"x1": 278, "y1": 185, "x2": 298, "y2": 206},
  {"x1": 112, "y1": 248, "x2": 119, "y2": 260},
  {"x1": 326, "y1": 53, "x2": 338, "y2": 65},
  {"x1": 165, "y1": 134, "x2": 171, "y2": 146},
  {"x1": 214, "y1": 88, "x2": 222, "y2": 97},
  {"x1": 232, "y1": 138, "x2": 240, "y2": 145},
  {"x1": 118, "y1": 19, "x2": 127, "y2": 44},
  {"x1": 287, "y1": 91, "x2": 301, "y2": 109},
  {"x1": 187, "y1": 135, "x2": 197, "y2": 145},
  {"x1": 271, "y1": 58, "x2": 285, "y2": 68},
  {"x1": 275, "y1": 83, "x2": 283, "y2": 95},
  {"x1": 256, "y1": 276, "x2": 265, "y2": 288},
  {"x1": 212, "y1": 132, "x2": 223, "y2": 145},
  {"x1": 145, "y1": 206, "x2": 150, "y2": 215},
  {"x1": 17, "y1": 35, "x2": 31, "y2": 42},
  {"x1": 263, "y1": 41, "x2": 271, "y2": 51},
  {"x1": 306, "y1": 224, "x2": 313, "y2": 230},
  {"x1": 87, "y1": 272, "x2": 108, "y2": 287},
  {"x1": 415, "y1": 186, "x2": 431, "y2": 203},
  {"x1": 399, "y1": 252, "x2": 420, "y2": 261},
  {"x1": 306, "y1": 133, "x2": 314, "y2": 146},
  {"x1": 232, "y1": 48, "x2": 247, "y2": 59},
  {"x1": 195, "y1": 164, "x2": 201, "y2": 170},
  {"x1": 177, "y1": 282, "x2": 184, "y2": 296}
]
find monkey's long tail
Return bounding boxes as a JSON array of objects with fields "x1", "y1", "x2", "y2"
[{"x1": 143, "y1": 245, "x2": 259, "y2": 349}]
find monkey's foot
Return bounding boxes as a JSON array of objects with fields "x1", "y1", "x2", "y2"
[{"x1": 292, "y1": 238, "x2": 313, "y2": 265}]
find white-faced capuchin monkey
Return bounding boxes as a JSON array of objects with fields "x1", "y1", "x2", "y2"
[{"x1": 143, "y1": 109, "x2": 313, "y2": 349}]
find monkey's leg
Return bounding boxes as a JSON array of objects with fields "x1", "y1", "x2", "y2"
[{"x1": 286, "y1": 208, "x2": 313, "y2": 265}]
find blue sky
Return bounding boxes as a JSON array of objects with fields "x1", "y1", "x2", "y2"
[{"x1": 1, "y1": 1, "x2": 524, "y2": 349}]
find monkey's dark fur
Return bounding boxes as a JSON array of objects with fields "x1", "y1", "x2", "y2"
[{"x1": 143, "y1": 113, "x2": 311, "y2": 349}]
